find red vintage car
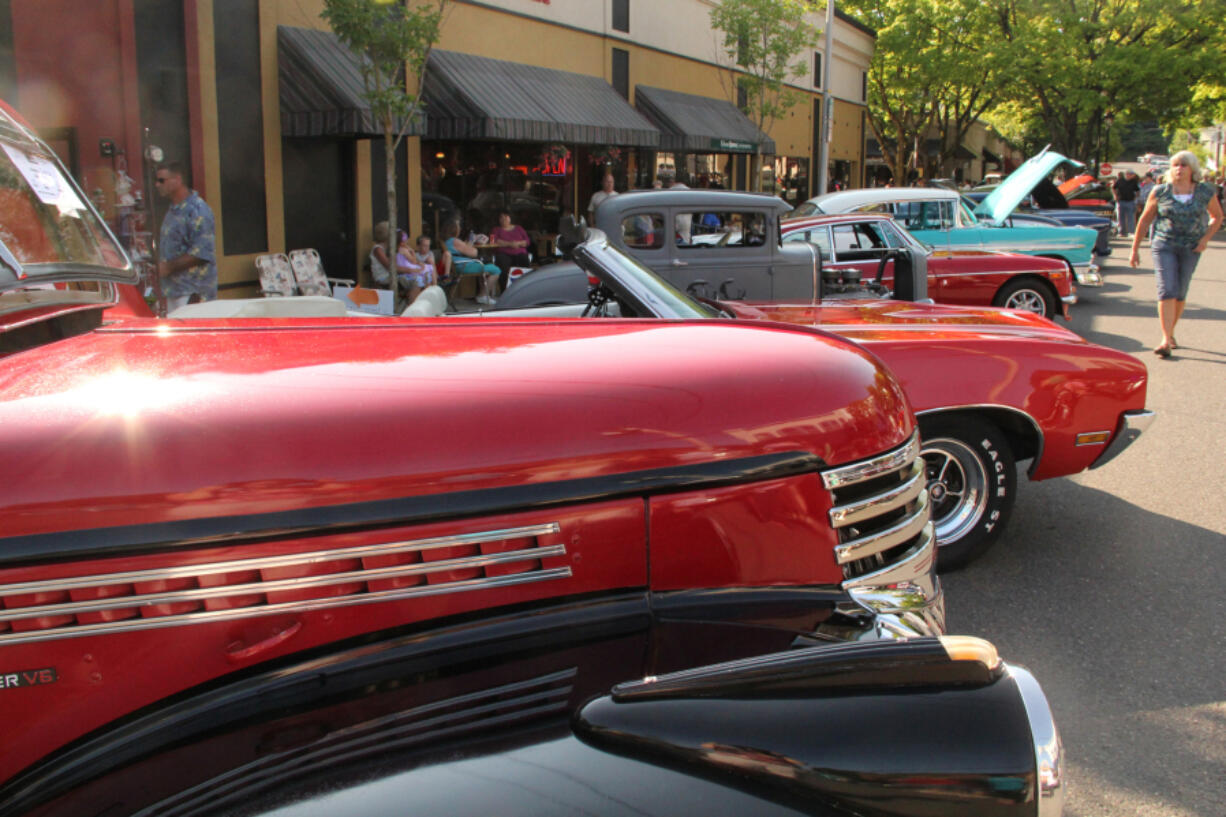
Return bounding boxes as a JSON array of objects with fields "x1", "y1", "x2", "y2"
[
  {"x1": 0, "y1": 103, "x2": 969, "y2": 806},
  {"x1": 782, "y1": 213, "x2": 1076, "y2": 320}
]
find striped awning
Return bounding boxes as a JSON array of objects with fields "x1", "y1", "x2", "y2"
[
  {"x1": 422, "y1": 50, "x2": 659, "y2": 146},
  {"x1": 277, "y1": 26, "x2": 421, "y2": 139},
  {"x1": 635, "y1": 86, "x2": 775, "y2": 154}
]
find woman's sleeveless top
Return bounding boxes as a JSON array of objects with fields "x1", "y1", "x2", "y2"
[{"x1": 1152, "y1": 182, "x2": 1214, "y2": 247}]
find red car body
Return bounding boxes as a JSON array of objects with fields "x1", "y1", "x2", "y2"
[
  {"x1": 0, "y1": 314, "x2": 941, "y2": 789},
  {"x1": 782, "y1": 214, "x2": 1075, "y2": 319},
  {"x1": 726, "y1": 299, "x2": 1149, "y2": 480}
]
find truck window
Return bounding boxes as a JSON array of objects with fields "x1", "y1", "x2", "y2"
[
  {"x1": 677, "y1": 211, "x2": 768, "y2": 250},
  {"x1": 621, "y1": 214, "x2": 665, "y2": 249}
]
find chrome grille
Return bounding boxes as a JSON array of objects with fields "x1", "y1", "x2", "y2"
[
  {"x1": 0, "y1": 523, "x2": 568, "y2": 645},
  {"x1": 822, "y1": 434, "x2": 930, "y2": 580}
]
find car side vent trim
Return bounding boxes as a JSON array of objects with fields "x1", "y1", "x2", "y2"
[{"x1": 0, "y1": 523, "x2": 568, "y2": 646}]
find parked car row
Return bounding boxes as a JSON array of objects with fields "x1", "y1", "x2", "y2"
[
  {"x1": 794, "y1": 149, "x2": 1105, "y2": 288},
  {"x1": 0, "y1": 103, "x2": 1141, "y2": 816}
]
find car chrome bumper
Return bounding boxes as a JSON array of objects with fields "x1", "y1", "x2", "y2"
[
  {"x1": 1061, "y1": 293, "x2": 1077, "y2": 305},
  {"x1": 1091, "y1": 409, "x2": 1156, "y2": 469},
  {"x1": 842, "y1": 521, "x2": 945, "y2": 637},
  {"x1": 1074, "y1": 261, "x2": 1103, "y2": 287},
  {"x1": 1010, "y1": 664, "x2": 1066, "y2": 817}
]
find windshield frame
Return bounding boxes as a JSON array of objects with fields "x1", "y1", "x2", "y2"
[
  {"x1": 0, "y1": 110, "x2": 136, "y2": 294},
  {"x1": 572, "y1": 232, "x2": 722, "y2": 319}
]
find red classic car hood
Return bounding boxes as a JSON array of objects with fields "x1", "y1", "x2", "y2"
[
  {"x1": 731, "y1": 299, "x2": 1084, "y2": 343},
  {"x1": 0, "y1": 317, "x2": 913, "y2": 540}
]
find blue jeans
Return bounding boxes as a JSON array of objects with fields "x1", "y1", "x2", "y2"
[
  {"x1": 1152, "y1": 241, "x2": 1201, "y2": 301},
  {"x1": 1116, "y1": 201, "x2": 1137, "y2": 236}
]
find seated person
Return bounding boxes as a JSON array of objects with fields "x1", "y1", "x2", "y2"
[
  {"x1": 489, "y1": 210, "x2": 531, "y2": 292},
  {"x1": 370, "y1": 222, "x2": 427, "y2": 290},
  {"x1": 414, "y1": 235, "x2": 442, "y2": 280},
  {"x1": 396, "y1": 230, "x2": 435, "y2": 304},
  {"x1": 442, "y1": 219, "x2": 500, "y2": 305}
]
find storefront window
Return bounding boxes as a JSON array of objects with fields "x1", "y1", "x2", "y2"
[
  {"x1": 766, "y1": 157, "x2": 810, "y2": 205},
  {"x1": 421, "y1": 141, "x2": 574, "y2": 239}
]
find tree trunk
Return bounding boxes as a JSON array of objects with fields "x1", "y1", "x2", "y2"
[{"x1": 385, "y1": 125, "x2": 398, "y2": 304}]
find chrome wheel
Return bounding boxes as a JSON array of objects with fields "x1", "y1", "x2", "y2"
[
  {"x1": 921, "y1": 437, "x2": 989, "y2": 547},
  {"x1": 1003, "y1": 288, "x2": 1047, "y2": 315}
]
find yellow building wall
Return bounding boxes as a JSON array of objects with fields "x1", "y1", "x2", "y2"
[{"x1": 197, "y1": 0, "x2": 865, "y2": 292}]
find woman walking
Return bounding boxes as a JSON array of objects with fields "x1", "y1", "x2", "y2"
[{"x1": 1130, "y1": 150, "x2": 1223, "y2": 357}]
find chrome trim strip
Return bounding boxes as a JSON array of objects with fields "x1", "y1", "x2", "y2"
[
  {"x1": 1009, "y1": 664, "x2": 1065, "y2": 817},
  {"x1": 0, "y1": 546, "x2": 565, "y2": 623},
  {"x1": 1090, "y1": 409, "x2": 1156, "y2": 469},
  {"x1": 828, "y1": 459, "x2": 924, "y2": 527},
  {"x1": 0, "y1": 568, "x2": 573, "y2": 646},
  {"x1": 821, "y1": 433, "x2": 919, "y2": 490},
  {"x1": 844, "y1": 523, "x2": 944, "y2": 635},
  {"x1": 0, "y1": 523, "x2": 562, "y2": 597},
  {"x1": 834, "y1": 491, "x2": 929, "y2": 565}
]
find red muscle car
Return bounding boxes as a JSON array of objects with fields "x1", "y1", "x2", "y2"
[
  {"x1": 782, "y1": 213, "x2": 1076, "y2": 320},
  {"x1": 487, "y1": 224, "x2": 1152, "y2": 569}
]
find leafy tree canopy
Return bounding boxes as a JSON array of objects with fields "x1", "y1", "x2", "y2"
[
  {"x1": 842, "y1": 0, "x2": 1006, "y2": 183},
  {"x1": 990, "y1": 0, "x2": 1224, "y2": 161},
  {"x1": 847, "y1": 0, "x2": 1224, "y2": 178}
]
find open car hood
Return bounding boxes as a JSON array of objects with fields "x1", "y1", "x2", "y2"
[
  {"x1": 0, "y1": 103, "x2": 135, "y2": 320},
  {"x1": 975, "y1": 148, "x2": 1080, "y2": 223}
]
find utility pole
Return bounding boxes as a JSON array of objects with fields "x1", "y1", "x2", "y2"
[{"x1": 817, "y1": 0, "x2": 834, "y2": 195}]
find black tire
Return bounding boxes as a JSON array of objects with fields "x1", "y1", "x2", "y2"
[
  {"x1": 993, "y1": 278, "x2": 1056, "y2": 319},
  {"x1": 919, "y1": 415, "x2": 1016, "y2": 571}
]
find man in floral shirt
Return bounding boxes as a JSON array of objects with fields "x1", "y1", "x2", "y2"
[{"x1": 156, "y1": 161, "x2": 216, "y2": 310}]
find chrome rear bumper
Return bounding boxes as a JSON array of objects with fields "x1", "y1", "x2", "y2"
[{"x1": 1091, "y1": 409, "x2": 1156, "y2": 469}]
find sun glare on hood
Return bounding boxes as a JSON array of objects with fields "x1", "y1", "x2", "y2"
[{"x1": 77, "y1": 369, "x2": 209, "y2": 419}]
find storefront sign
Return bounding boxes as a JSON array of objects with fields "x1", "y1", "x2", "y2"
[{"x1": 711, "y1": 138, "x2": 756, "y2": 153}]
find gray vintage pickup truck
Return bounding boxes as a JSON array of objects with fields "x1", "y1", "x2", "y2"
[{"x1": 496, "y1": 190, "x2": 915, "y2": 308}]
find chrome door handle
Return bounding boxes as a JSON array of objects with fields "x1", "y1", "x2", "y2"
[{"x1": 671, "y1": 259, "x2": 688, "y2": 267}]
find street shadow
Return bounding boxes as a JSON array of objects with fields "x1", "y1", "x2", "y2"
[{"x1": 943, "y1": 476, "x2": 1226, "y2": 817}]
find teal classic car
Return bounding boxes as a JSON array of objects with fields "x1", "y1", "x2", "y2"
[{"x1": 795, "y1": 150, "x2": 1102, "y2": 286}]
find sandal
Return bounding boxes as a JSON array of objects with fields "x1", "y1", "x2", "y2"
[
  {"x1": 1170, "y1": 337, "x2": 1178, "y2": 349},
  {"x1": 1153, "y1": 345, "x2": 1171, "y2": 358}
]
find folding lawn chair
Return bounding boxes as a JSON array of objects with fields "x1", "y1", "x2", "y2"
[
  {"x1": 288, "y1": 248, "x2": 355, "y2": 296},
  {"x1": 255, "y1": 252, "x2": 296, "y2": 297}
]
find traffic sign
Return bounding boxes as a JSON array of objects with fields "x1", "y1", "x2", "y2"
[{"x1": 1100, "y1": 162, "x2": 1113, "y2": 175}]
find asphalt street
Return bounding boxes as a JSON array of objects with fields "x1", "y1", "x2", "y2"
[{"x1": 942, "y1": 230, "x2": 1226, "y2": 817}]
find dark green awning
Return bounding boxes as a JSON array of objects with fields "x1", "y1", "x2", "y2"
[
  {"x1": 634, "y1": 86, "x2": 775, "y2": 155},
  {"x1": 422, "y1": 50, "x2": 659, "y2": 146},
  {"x1": 277, "y1": 26, "x2": 421, "y2": 139}
]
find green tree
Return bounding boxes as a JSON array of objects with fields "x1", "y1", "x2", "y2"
[
  {"x1": 843, "y1": 0, "x2": 1005, "y2": 184},
  {"x1": 710, "y1": 0, "x2": 818, "y2": 190},
  {"x1": 323, "y1": 0, "x2": 445, "y2": 301},
  {"x1": 988, "y1": 0, "x2": 1223, "y2": 165}
]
